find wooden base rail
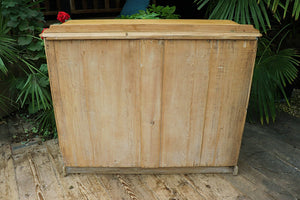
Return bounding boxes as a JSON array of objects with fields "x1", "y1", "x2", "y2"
[{"x1": 63, "y1": 166, "x2": 239, "y2": 176}]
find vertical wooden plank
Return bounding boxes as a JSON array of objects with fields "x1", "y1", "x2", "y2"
[
  {"x1": 199, "y1": 40, "x2": 227, "y2": 166},
  {"x1": 160, "y1": 40, "x2": 209, "y2": 167},
  {"x1": 199, "y1": 40, "x2": 257, "y2": 166},
  {"x1": 214, "y1": 40, "x2": 258, "y2": 166},
  {"x1": 51, "y1": 41, "x2": 91, "y2": 167},
  {"x1": 0, "y1": 145, "x2": 19, "y2": 200},
  {"x1": 44, "y1": 41, "x2": 69, "y2": 166},
  {"x1": 51, "y1": 40, "x2": 141, "y2": 167},
  {"x1": 140, "y1": 40, "x2": 163, "y2": 168},
  {"x1": 83, "y1": 40, "x2": 141, "y2": 167}
]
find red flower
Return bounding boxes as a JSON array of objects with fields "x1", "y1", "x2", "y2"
[
  {"x1": 40, "y1": 28, "x2": 48, "y2": 39},
  {"x1": 57, "y1": 11, "x2": 70, "y2": 23}
]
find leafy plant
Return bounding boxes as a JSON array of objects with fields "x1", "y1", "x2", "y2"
[
  {"x1": 194, "y1": 0, "x2": 300, "y2": 33},
  {"x1": 0, "y1": 13, "x2": 18, "y2": 76},
  {"x1": 36, "y1": 107, "x2": 57, "y2": 138},
  {"x1": 249, "y1": 45, "x2": 299, "y2": 123},
  {"x1": 1, "y1": 0, "x2": 45, "y2": 61},
  {"x1": 120, "y1": 4, "x2": 180, "y2": 19},
  {"x1": 0, "y1": 0, "x2": 57, "y2": 139}
]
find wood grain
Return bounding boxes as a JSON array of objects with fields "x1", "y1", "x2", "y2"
[
  {"x1": 49, "y1": 40, "x2": 142, "y2": 167},
  {"x1": 5, "y1": 132, "x2": 300, "y2": 200},
  {"x1": 13, "y1": 150, "x2": 37, "y2": 199},
  {"x1": 41, "y1": 19, "x2": 261, "y2": 40},
  {"x1": 44, "y1": 20, "x2": 260, "y2": 171},
  {"x1": 200, "y1": 40, "x2": 257, "y2": 166},
  {"x1": 140, "y1": 40, "x2": 164, "y2": 168},
  {"x1": 160, "y1": 40, "x2": 209, "y2": 167},
  {"x1": 0, "y1": 145, "x2": 19, "y2": 200}
]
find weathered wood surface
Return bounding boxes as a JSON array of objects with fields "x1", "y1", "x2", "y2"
[
  {"x1": 1, "y1": 118, "x2": 300, "y2": 200},
  {"x1": 44, "y1": 24, "x2": 259, "y2": 169},
  {"x1": 41, "y1": 20, "x2": 261, "y2": 40},
  {"x1": 43, "y1": 20, "x2": 260, "y2": 170}
]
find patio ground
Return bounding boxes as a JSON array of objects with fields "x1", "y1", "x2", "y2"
[{"x1": 0, "y1": 113, "x2": 299, "y2": 200}]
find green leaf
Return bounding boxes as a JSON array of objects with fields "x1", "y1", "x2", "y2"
[
  {"x1": 2, "y1": 1, "x2": 19, "y2": 8},
  {"x1": 0, "y1": 57, "x2": 8, "y2": 75},
  {"x1": 7, "y1": 20, "x2": 19, "y2": 28},
  {"x1": 18, "y1": 21, "x2": 34, "y2": 31},
  {"x1": 17, "y1": 36, "x2": 33, "y2": 45},
  {"x1": 28, "y1": 41, "x2": 44, "y2": 51},
  {"x1": 39, "y1": 64, "x2": 48, "y2": 74}
]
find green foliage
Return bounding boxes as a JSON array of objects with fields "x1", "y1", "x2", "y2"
[
  {"x1": 194, "y1": 0, "x2": 300, "y2": 32},
  {"x1": 120, "y1": 4, "x2": 180, "y2": 19},
  {"x1": 36, "y1": 107, "x2": 57, "y2": 139},
  {"x1": 248, "y1": 25, "x2": 299, "y2": 124},
  {"x1": 249, "y1": 46, "x2": 299, "y2": 124},
  {"x1": 0, "y1": 0, "x2": 57, "y2": 139},
  {"x1": 0, "y1": 31, "x2": 18, "y2": 75},
  {"x1": 0, "y1": 7, "x2": 19, "y2": 76},
  {"x1": 15, "y1": 72, "x2": 51, "y2": 113},
  {"x1": 1, "y1": 0, "x2": 45, "y2": 62},
  {"x1": 0, "y1": 94, "x2": 16, "y2": 115}
]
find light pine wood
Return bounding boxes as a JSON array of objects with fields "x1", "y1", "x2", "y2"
[
  {"x1": 63, "y1": 19, "x2": 239, "y2": 25},
  {"x1": 41, "y1": 19, "x2": 261, "y2": 40},
  {"x1": 160, "y1": 40, "x2": 209, "y2": 167},
  {"x1": 48, "y1": 40, "x2": 142, "y2": 167},
  {"x1": 140, "y1": 40, "x2": 164, "y2": 168},
  {"x1": 200, "y1": 40, "x2": 258, "y2": 166},
  {"x1": 44, "y1": 20, "x2": 260, "y2": 171}
]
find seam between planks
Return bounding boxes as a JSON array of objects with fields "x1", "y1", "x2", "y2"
[{"x1": 159, "y1": 40, "x2": 166, "y2": 167}]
